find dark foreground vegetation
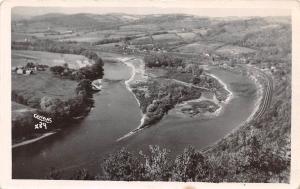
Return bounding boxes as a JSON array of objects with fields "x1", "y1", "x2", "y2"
[{"x1": 46, "y1": 144, "x2": 288, "y2": 182}]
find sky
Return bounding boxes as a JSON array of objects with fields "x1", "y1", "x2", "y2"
[{"x1": 12, "y1": 6, "x2": 290, "y2": 18}]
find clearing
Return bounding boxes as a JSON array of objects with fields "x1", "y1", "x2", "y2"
[{"x1": 12, "y1": 50, "x2": 92, "y2": 69}]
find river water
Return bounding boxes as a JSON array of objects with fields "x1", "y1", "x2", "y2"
[{"x1": 12, "y1": 61, "x2": 258, "y2": 179}]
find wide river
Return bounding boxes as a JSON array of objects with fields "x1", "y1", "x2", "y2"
[{"x1": 12, "y1": 59, "x2": 258, "y2": 179}]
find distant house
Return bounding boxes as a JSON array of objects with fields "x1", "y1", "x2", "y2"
[
  {"x1": 16, "y1": 68, "x2": 23, "y2": 74},
  {"x1": 25, "y1": 70, "x2": 33, "y2": 75},
  {"x1": 15, "y1": 67, "x2": 35, "y2": 75}
]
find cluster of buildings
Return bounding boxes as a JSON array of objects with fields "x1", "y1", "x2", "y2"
[
  {"x1": 12, "y1": 66, "x2": 35, "y2": 75},
  {"x1": 12, "y1": 62, "x2": 47, "y2": 75}
]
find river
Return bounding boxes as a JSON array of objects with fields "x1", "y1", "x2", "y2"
[{"x1": 12, "y1": 59, "x2": 258, "y2": 179}]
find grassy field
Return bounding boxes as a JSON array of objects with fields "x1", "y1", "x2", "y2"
[
  {"x1": 215, "y1": 45, "x2": 256, "y2": 56},
  {"x1": 174, "y1": 41, "x2": 224, "y2": 53},
  {"x1": 12, "y1": 50, "x2": 92, "y2": 69},
  {"x1": 152, "y1": 33, "x2": 182, "y2": 43},
  {"x1": 130, "y1": 36, "x2": 153, "y2": 45},
  {"x1": 12, "y1": 71, "x2": 77, "y2": 103},
  {"x1": 94, "y1": 43, "x2": 121, "y2": 52},
  {"x1": 11, "y1": 50, "x2": 79, "y2": 106},
  {"x1": 176, "y1": 32, "x2": 201, "y2": 42},
  {"x1": 119, "y1": 24, "x2": 161, "y2": 31}
]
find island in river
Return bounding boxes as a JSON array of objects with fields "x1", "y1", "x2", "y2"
[{"x1": 116, "y1": 54, "x2": 233, "y2": 141}]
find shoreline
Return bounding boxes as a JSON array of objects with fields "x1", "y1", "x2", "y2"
[
  {"x1": 202, "y1": 65, "x2": 269, "y2": 153},
  {"x1": 119, "y1": 59, "x2": 266, "y2": 150},
  {"x1": 12, "y1": 131, "x2": 57, "y2": 149},
  {"x1": 173, "y1": 71, "x2": 235, "y2": 118},
  {"x1": 118, "y1": 57, "x2": 237, "y2": 141},
  {"x1": 117, "y1": 57, "x2": 148, "y2": 141},
  {"x1": 206, "y1": 73, "x2": 234, "y2": 104}
]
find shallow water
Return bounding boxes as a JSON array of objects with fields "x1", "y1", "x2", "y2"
[{"x1": 12, "y1": 62, "x2": 257, "y2": 179}]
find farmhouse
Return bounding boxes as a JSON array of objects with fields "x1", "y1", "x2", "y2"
[
  {"x1": 15, "y1": 68, "x2": 34, "y2": 75},
  {"x1": 16, "y1": 68, "x2": 23, "y2": 74},
  {"x1": 13, "y1": 62, "x2": 48, "y2": 75}
]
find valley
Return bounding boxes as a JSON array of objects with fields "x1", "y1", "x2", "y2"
[{"x1": 11, "y1": 11, "x2": 291, "y2": 182}]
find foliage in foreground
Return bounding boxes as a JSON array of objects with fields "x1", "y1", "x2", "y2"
[
  {"x1": 101, "y1": 144, "x2": 289, "y2": 182},
  {"x1": 46, "y1": 144, "x2": 289, "y2": 182}
]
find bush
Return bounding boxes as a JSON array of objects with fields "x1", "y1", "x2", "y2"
[{"x1": 50, "y1": 66, "x2": 65, "y2": 75}]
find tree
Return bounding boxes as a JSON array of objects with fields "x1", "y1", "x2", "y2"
[
  {"x1": 50, "y1": 66, "x2": 65, "y2": 75},
  {"x1": 140, "y1": 145, "x2": 172, "y2": 181},
  {"x1": 172, "y1": 146, "x2": 210, "y2": 182},
  {"x1": 92, "y1": 58, "x2": 104, "y2": 78},
  {"x1": 102, "y1": 148, "x2": 144, "y2": 181},
  {"x1": 75, "y1": 79, "x2": 92, "y2": 95}
]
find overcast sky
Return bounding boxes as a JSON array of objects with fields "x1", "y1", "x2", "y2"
[{"x1": 12, "y1": 7, "x2": 290, "y2": 18}]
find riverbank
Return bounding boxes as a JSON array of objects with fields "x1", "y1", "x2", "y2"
[
  {"x1": 206, "y1": 73, "x2": 234, "y2": 104},
  {"x1": 172, "y1": 71, "x2": 234, "y2": 118},
  {"x1": 202, "y1": 65, "x2": 271, "y2": 153},
  {"x1": 118, "y1": 57, "x2": 235, "y2": 140},
  {"x1": 116, "y1": 57, "x2": 149, "y2": 141},
  {"x1": 12, "y1": 131, "x2": 57, "y2": 149}
]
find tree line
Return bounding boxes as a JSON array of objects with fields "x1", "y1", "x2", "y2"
[{"x1": 144, "y1": 53, "x2": 184, "y2": 68}]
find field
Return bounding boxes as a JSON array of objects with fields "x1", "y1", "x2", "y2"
[
  {"x1": 119, "y1": 24, "x2": 161, "y2": 31},
  {"x1": 215, "y1": 45, "x2": 256, "y2": 56},
  {"x1": 12, "y1": 70, "x2": 77, "y2": 103},
  {"x1": 176, "y1": 32, "x2": 201, "y2": 42},
  {"x1": 12, "y1": 50, "x2": 92, "y2": 69},
  {"x1": 130, "y1": 36, "x2": 153, "y2": 45},
  {"x1": 94, "y1": 43, "x2": 121, "y2": 52},
  {"x1": 11, "y1": 50, "x2": 81, "y2": 107},
  {"x1": 174, "y1": 41, "x2": 224, "y2": 53},
  {"x1": 152, "y1": 33, "x2": 182, "y2": 44}
]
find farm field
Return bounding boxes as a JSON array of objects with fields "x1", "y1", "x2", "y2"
[
  {"x1": 215, "y1": 45, "x2": 256, "y2": 56},
  {"x1": 174, "y1": 41, "x2": 224, "y2": 53},
  {"x1": 152, "y1": 33, "x2": 182, "y2": 43},
  {"x1": 119, "y1": 24, "x2": 161, "y2": 31},
  {"x1": 130, "y1": 36, "x2": 153, "y2": 45},
  {"x1": 176, "y1": 32, "x2": 201, "y2": 42},
  {"x1": 12, "y1": 50, "x2": 92, "y2": 69},
  {"x1": 12, "y1": 70, "x2": 78, "y2": 103}
]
